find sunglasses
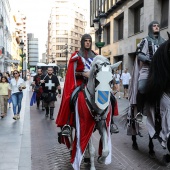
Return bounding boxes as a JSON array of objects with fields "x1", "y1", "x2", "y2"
[{"x1": 13, "y1": 72, "x2": 18, "y2": 75}]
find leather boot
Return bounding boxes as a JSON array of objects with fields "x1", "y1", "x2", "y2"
[
  {"x1": 45, "y1": 107, "x2": 49, "y2": 117},
  {"x1": 50, "y1": 107, "x2": 54, "y2": 120}
]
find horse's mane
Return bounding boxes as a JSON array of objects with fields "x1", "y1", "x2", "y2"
[{"x1": 146, "y1": 39, "x2": 170, "y2": 105}]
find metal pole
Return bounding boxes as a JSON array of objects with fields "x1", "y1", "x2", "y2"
[
  {"x1": 99, "y1": 21, "x2": 102, "y2": 55},
  {"x1": 66, "y1": 50, "x2": 68, "y2": 71},
  {"x1": 22, "y1": 49, "x2": 23, "y2": 78}
]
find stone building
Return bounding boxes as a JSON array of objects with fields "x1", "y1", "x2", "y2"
[
  {"x1": 47, "y1": 0, "x2": 86, "y2": 70},
  {"x1": 11, "y1": 11, "x2": 27, "y2": 71},
  {"x1": 0, "y1": 0, "x2": 12, "y2": 72},
  {"x1": 27, "y1": 33, "x2": 39, "y2": 69},
  {"x1": 90, "y1": 0, "x2": 169, "y2": 73}
]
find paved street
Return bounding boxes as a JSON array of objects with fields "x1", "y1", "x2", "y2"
[{"x1": 0, "y1": 81, "x2": 170, "y2": 170}]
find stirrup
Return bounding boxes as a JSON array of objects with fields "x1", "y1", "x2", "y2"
[
  {"x1": 61, "y1": 124, "x2": 71, "y2": 137},
  {"x1": 135, "y1": 112, "x2": 143, "y2": 123}
]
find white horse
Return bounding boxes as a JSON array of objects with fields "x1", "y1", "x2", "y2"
[{"x1": 71, "y1": 55, "x2": 121, "y2": 170}]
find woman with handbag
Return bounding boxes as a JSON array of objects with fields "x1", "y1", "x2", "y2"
[{"x1": 8, "y1": 70, "x2": 26, "y2": 120}]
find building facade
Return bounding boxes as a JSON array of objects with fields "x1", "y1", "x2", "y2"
[
  {"x1": 90, "y1": 0, "x2": 169, "y2": 73},
  {"x1": 0, "y1": 0, "x2": 12, "y2": 72},
  {"x1": 27, "y1": 33, "x2": 39, "y2": 69},
  {"x1": 10, "y1": 10, "x2": 27, "y2": 71},
  {"x1": 47, "y1": 0, "x2": 86, "y2": 69}
]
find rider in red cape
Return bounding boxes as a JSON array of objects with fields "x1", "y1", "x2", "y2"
[{"x1": 56, "y1": 34, "x2": 97, "y2": 127}]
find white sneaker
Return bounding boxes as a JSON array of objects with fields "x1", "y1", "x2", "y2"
[
  {"x1": 17, "y1": 114, "x2": 20, "y2": 119},
  {"x1": 13, "y1": 115, "x2": 17, "y2": 120}
]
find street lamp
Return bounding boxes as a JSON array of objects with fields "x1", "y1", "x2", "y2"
[
  {"x1": 62, "y1": 44, "x2": 72, "y2": 72},
  {"x1": 19, "y1": 40, "x2": 25, "y2": 79},
  {"x1": 93, "y1": 11, "x2": 107, "y2": 55}
]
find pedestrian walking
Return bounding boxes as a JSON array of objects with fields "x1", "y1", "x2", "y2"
[
  {"x1": 8, "y1": 70, "x2": 26, "y2": 120},
  {"x1": 0, "y1": 76, "x2": 10, "y2": 118},
  {"x1": 0, "y1": 70, "x2": 3, "y2": 79},
  {"x1": 5, "y1": 72, "x2": 12, "y2": 108},
  {"x1": 40, "y1": 67, "x2": 61, "y2": 120},
  {"x1": 32, "y1": 68, "x2": 44, "y2": 110},
  {"x1": 113, "y1": 69, "x2": 121, "y2": 99},
  {"x1": 120, "y1": 68, "x2": 131, "y2": 99}
]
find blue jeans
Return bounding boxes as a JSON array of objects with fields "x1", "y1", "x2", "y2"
[{"x1": 11, "y1": 92, "x2": 23, "y2": 115}]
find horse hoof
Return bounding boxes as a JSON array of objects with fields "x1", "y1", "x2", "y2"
[
  {"x1": 132, "y1": 144, "x2": 138, "y2": 150},
  {"x1": 149, "y1": 152, "x2": 156, "y2": 159},
  {"x1": 84, "y1": 158, "x2": 90, "y2": 164},
  {"x1": 161, "y1": 154, "x2": 170, "y2": 166},
  {"x1": 97, "y1": 156, "x2": 106, "y2": 164}
]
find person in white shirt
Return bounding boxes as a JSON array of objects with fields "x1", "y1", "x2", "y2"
[
  {"x1": 113, "y1": 69, "x2": 121, "y2": 99},
  {"x1": 120, "y1": 68, "x2": 131, "y2": 99},
  {"x1": 8, "y1": 70, "x2": 26, "y2": 120}
]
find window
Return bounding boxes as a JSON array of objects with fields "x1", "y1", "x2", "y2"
[
  {"x1": 75, "y1": 33, "x2": 78, "y2": 37},
  {"x1": 75, "y1": 19, "x2": 78, "y2": 23},
  {"x1": 56, "y1": 53, "x2": 60, "y2": 57},
  {"x1": 161, "y1": 0, "x2": 169, "y2": 28},
  {"x1": 56, "y1": 45, "x2": 65, "y2": 50},
  {"x1": 114, "y1": 13, "x2": 124, "y2": 41},
  {"x1": 118, "y1": 16, "x2": 124, "y2": 40},
  {"x1": 103, "y1": 23, "x2": 110, "y2": 45},
  {"x1": 75, "y1": 40, "x2": 78, "y2": 44},
  {"x1": 56, "y1": 38, "x2": 67, "y2": 43},
  {"x1": 134, "y1": 5, "x2": 144, "y2": 33},
  {"x1": 56, "y1": 30, "x2": 68, "y2": 35},
  {"x1": 79, "y1": 28, "x2": 83, "y2": 32}
]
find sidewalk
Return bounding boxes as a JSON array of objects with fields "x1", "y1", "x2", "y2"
[{"x1": 0, "y1": 81, "x2": 31, "y2": 170}]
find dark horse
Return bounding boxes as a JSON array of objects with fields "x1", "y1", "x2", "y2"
[{"x1": 131, "y1": 32, "x2": 170, "y2": 163}]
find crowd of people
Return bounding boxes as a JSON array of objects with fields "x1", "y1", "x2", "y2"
[
  {"x1": 31, "y1": 67, "x2": 61, "y2": 120},
  {"x1": 0, "y1": 67, "x2": 61, "y2": 121}
]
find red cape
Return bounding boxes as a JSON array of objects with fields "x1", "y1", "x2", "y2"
[{"x1": 56, "y1": 51, "x2": 84, "y2": 127}]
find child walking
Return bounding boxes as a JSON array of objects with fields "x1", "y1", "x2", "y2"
[{"x1": 0, "y1": 76, "x2": 10, "y2": 118}]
